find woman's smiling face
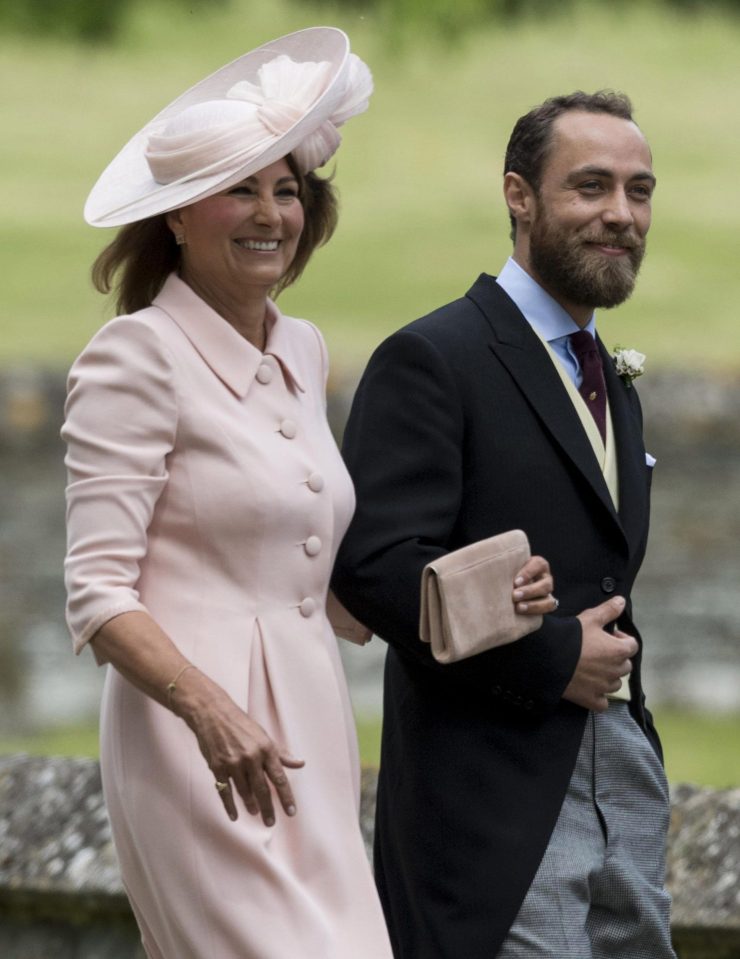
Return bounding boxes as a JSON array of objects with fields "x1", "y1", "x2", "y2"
[{"x1": 167, "y1": 158, "x2": 305, "y2": 310}]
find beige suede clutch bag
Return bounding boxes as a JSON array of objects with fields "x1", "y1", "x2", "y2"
[{"x1": 419, "y1": 529, "x2": 542, "y2": 664}]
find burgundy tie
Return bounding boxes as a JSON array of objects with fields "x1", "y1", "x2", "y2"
[{"x1": 570, "y1": 330, "x2": 606, "y2": 442}]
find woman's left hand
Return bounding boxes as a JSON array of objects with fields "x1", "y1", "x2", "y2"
[{"x1": 512, "y1": 555, "x2": 557, "y2": 615}]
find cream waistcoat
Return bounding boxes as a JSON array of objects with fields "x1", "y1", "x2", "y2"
[{"x1": 533, "y1": 331, "x2": 629, "y2": 701}]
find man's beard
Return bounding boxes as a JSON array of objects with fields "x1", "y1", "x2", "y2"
[{"x1": 529, "y1": 207, "x2": 646, "y2": 310}]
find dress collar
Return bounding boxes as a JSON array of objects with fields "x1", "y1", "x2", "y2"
[{"x1": 152, "y1": 273, "x2": 305, "y2": 397}]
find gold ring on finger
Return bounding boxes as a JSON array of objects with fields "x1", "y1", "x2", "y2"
[{"x1": 214, "y1": 780, "x2": 228, "y2": 793}]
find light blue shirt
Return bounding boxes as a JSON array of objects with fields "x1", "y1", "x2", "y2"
[{"x1": 495, "y1": 257, "x2": 597, "y2": 390}]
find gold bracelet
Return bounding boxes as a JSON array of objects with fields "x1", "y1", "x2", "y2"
[{"x1": 166, "y1": 664, "x2": 196, "y2": 708}]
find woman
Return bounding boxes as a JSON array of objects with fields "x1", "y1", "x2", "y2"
[{"x1": 63, "y1": 27, "x2": 553, "y2": 959}]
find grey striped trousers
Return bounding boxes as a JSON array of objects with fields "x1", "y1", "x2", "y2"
[{"x1": 497, "y1": 702, "x2": 677, "y2": 959}]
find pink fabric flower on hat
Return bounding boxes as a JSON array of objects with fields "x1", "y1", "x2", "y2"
[{"x1": 227, "y1": 53, "x2": 373, "y2": 173}]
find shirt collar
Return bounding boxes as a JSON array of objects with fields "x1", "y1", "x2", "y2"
[
  {"x1": 496, "y1": 257, "x2": 597, "y2": 342},
  {"x1": 152, "y1": 274, "x2": 305, "y2": 397}
]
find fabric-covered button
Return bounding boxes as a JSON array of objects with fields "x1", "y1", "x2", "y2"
[
  {"x1": 279, "y1": 419, "x2": 297, "y2": 439},
  {"x1": 304, "y1": 535, "x2": 322, "y2": 557},
  {"x1": 601, "y1": 576, "x2": 617, "y2": 594},
  {"x1": 307, "y1": 472, "x2": 324, "y2": 493},
  {"x1": 299, "y1": 597, "x2": 316, "y2": 618},
  {"x1": 256, "y1": 364, "x2": 273, "y2": 385}
]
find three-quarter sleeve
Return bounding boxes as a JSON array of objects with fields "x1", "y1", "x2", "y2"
[{"x1": 62, "y1": 316, "x2": 178, "y2": 659}]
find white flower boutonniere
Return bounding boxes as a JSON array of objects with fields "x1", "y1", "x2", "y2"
[{"x1": 612, "y1": 346, "x2": 646, "y2": 388}]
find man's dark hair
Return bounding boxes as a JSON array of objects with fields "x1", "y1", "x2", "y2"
[{"x1": 503, "y1": 90, "x2": 635, "y2": 238}]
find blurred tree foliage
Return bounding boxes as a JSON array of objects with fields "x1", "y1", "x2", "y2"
[
  {"x1": 1, "y1": 0, "x2": 736, "y2": 45},
  {"x1": 0, "y1": 0, "x2": 220, "y2": 43},
  {"x1": 311, "y1": 0, "x2": 740, "y2": 35},
  {"x1": 0, "y1": 0, "x2": 131, "y2": 41}
]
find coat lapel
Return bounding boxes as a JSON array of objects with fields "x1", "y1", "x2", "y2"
[
  {"x1": 600, "y1": 337, "x2": 649, "y2": 556},
  {"x1": 466, "y1": 274, "x2": 629, "y2": 549}
]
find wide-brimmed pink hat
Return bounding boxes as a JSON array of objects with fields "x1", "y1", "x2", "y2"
[{"x1": 84, "y1": 26, "x2": 372, "y2": 228}]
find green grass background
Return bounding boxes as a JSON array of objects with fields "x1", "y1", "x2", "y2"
[
  {"x1": 2, "y1": 1, "x2": 739, "y2": 786},
  {"x1": 0, "y1": 708, "x2": 737, "y2": 787},
  {"x1": 2, "y1": 0, "x2": 739, "y2": 370}
]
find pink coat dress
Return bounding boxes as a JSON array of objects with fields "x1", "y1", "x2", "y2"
[{"x1": 63, "y1": 274, "x2": 392, "y2": 959}]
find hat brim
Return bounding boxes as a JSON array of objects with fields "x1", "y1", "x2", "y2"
[{"x1": 84, "y1": 27, "x2": 350, "y2": 228}]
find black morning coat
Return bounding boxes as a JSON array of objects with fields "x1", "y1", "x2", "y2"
[{"x1": 331, "y1": 274, "x2": 663, "y2": 959}]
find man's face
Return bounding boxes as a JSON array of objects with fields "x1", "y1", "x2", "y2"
[{"x1": 526, "y1": 111, "x2": 655, "y2": 316}]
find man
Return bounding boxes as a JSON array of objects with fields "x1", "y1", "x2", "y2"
[{"x1": 332, "y1": 92, "x2": 676, "y2": 958}]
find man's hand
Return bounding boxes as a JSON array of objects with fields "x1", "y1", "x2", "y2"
[{"x1": 562, "y1": 596, "x2": 638, "y2": 712}]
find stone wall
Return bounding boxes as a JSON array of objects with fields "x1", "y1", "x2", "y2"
[
  {"x1": 667, "y1": 783, "x2": 740, "y2": 959},
  {"x1": 1, "y1": 755, "x2": 738, "y2": 958},
  {"x1": 0, "y1": 755, "x2": 141, "y2": 959}
]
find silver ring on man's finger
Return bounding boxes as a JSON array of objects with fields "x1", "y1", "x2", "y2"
[{"x1": 551, "y1": 596, "x2": 559, "y2": 611}]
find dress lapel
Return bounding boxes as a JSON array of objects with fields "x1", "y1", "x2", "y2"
[{"x1": 466, "y1": 274, "x2": 628, "y2": 549}]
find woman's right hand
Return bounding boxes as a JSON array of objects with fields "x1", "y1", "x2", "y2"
[
  {"x1": 512, "y1": 554, "x2": 557, "y2": 616},
  {"x1": 89, "y1": 611, "x2": 304, "y2": 827},
  {"x1": 175, "y1": 672, "x2": 305, "y2": 826}
]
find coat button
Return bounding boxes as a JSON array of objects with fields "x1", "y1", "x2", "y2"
[
  {"x1": 304, "y1": 535, "x2": 322, "y2": 557},
  {"x1": 299, "y1": 597, "x2": 316, "y2": 618},
  {"x1": 279, "y1": 419, "x2": 297, "y2": 439},
  {"x1": 307, "y1": 472, "x2": 324, "y2": 493},
  {"x1": 601, "y1": 576, "x2": 617, "y2": 594},
  {"x1": 256, "y1": 364, "x2": 273, "y2": 385}
]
